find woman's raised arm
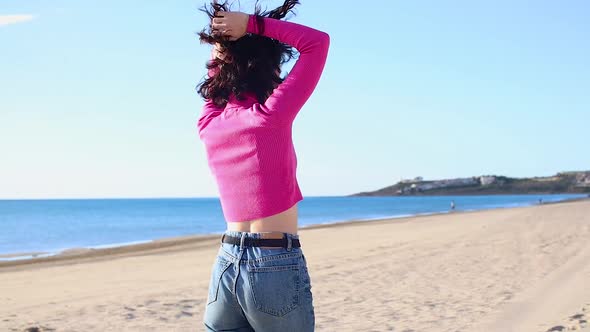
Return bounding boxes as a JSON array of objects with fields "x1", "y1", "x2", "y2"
[
  {"x1": 212, "y1": 12, "x2": 330, "y2": 124},
  {"x1": 247, "y1": 15, "x2": 330, "y2": 124}
]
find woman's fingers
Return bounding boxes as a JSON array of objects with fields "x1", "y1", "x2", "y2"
[
  {"x1": 211, "y1": 24, "x2": 228, "y2": 33},
  {"x1": 210, "y1": 11, "x2": 248, "y2": 40},
  {"x1": 212, "y1": 27, "x2": 234, "y2": 38},
  {"x1": 211, "y1": 21, "x2": 227, "y2": 28}
]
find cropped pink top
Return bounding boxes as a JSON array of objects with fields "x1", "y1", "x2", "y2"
[{"x1": 196, "y1": 15, "x2": 330, "y2": 222}]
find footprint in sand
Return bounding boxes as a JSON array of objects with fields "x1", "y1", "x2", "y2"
[
  {"x1": 24, "y1": 326, "x2": 56, "y2": 332},
  {"x1": 146, "y1": 309, "x2": 158, "y2": 316},
  {"x1": 176, "y1": 299, "x2": 201, "y2": 311},
  {"x1": 569, "y1": 311, "x2": 588, "y2": 328},
  {"x1": 175, "y1": 311, "x2": 194, "y2": 319}
]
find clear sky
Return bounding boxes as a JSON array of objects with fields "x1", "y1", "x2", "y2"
[{"x1": 1, "y1": 0, "x2": 588, "y2": 199}]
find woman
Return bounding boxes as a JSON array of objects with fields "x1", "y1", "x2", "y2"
[{"x1": 196, "y1": 1, "x2": 329, "y2": 331}]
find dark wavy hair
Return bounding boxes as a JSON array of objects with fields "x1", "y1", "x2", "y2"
[{"x1": 197, "y1": 0, "x2": 300, "y2": 107}]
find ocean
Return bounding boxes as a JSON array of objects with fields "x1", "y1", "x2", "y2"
[{"x1": 0, "y1": 194, "x2": 584, "y2": 259}]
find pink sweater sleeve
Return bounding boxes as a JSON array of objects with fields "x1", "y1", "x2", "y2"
[{"x1": 247, "y1": 15, "x2": 330, "y2": 124}]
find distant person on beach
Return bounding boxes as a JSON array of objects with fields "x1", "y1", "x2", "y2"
[
  {"x1": 196, "y1": 1, "x2": 329, "y2": 331},
  {"x1": 450, "y1": 200, "x2": 456, "y2": 211},
  {"x1": 539, "y1": 198, "x2": 543, "y2": 205}
]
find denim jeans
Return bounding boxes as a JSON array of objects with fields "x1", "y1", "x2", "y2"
[{"x1": 203, "y1": 231, "x2": 315, "y2": 331}]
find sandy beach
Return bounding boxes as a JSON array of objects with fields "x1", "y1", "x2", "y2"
[{"x1": 1, "y1": 199, "x2": 590, "y2": 332}]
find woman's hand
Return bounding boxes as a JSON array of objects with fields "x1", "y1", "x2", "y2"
[{"x1": 212, "y1": 11, "x2": 249, "y2": 41}]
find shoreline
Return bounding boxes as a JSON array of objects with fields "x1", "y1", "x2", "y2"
[{"x1": 2, "y1": 196, "x2": 587, "y2": 270}]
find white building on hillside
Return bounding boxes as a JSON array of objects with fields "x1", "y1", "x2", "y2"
[{"x1": 480, "y1": 176, "x2": 496, "y2": 186}]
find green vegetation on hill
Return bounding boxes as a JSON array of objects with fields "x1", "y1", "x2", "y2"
[{"x1": 351, "y1": 171, "x2": 590, "y2": 196}]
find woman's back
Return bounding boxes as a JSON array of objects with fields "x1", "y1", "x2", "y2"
[{"x1": 197, "y1": 14, "x2": 330, "y2": 230}]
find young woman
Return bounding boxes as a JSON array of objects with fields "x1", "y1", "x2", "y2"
[{"x1": 196, "y1": 1, "x2": 329, "y2": 331}]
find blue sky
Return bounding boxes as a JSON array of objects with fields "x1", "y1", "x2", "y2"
[{"x1": 1, "y1": 0, "x2": 588, "y2": 199}]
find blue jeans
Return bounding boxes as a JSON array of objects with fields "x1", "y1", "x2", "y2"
[{"x1": 203, "y1": 231, "x2": 315, "y2": 331}]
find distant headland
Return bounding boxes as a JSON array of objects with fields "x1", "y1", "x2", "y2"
[{"x1": 351, "y1": 171, "x2": 590, "y2": 196}]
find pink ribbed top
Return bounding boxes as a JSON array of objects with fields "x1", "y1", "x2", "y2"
[{"x1": 196, "y1": 15, "x2": 330, "y2": 222}]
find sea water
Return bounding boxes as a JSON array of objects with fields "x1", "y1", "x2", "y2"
[{"x1": 0, "y1": 194, "x2": 583, "y2": 258}]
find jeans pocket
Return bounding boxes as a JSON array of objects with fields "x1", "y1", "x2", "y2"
[
  {"x1": 248, "y1": 264, "x2": 300, "y2": 317},
  {"x1": 207, "y1": 256, "x2": 232, "y2": 305}
]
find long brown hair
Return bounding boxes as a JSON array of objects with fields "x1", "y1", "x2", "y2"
[{"x1": 197, "y1": 0, "x2": 300, "y2": 107}]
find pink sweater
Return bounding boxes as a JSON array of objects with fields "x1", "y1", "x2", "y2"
[{"x1": 197, "y1": 15, "x2": 330, "y2": 222}]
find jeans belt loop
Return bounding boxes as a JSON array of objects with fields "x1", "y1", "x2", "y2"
[
  {"x1": 221, "y1": 233, "x2": 226, "y2": 244},
  {"x1": 239, "y1": 232, "x2": 246, "y2": 250}
]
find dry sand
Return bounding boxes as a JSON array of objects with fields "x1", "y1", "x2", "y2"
[{"x1": 1, "y1": 199, "x2": 590, "y2": 332}]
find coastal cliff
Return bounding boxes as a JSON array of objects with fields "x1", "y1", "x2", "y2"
[{"x1": 351, "y1": 171, "x2": 590, "y2": 196}]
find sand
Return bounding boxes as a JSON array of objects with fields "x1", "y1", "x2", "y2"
[{"x1": 1, "y1": 199, "x2": 590, "y2": 332}]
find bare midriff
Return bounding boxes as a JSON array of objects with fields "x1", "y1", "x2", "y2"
[{"x1": 226, "y1": 203, "x2": 299, "y2": 236}]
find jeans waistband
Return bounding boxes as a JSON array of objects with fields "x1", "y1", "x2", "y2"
[
  {"x1": 220, "y1": 231, "x2": 301, "y2": 257},
  {"x1": 223, "y1": 230, "x2": 299, "y2": 241}
]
